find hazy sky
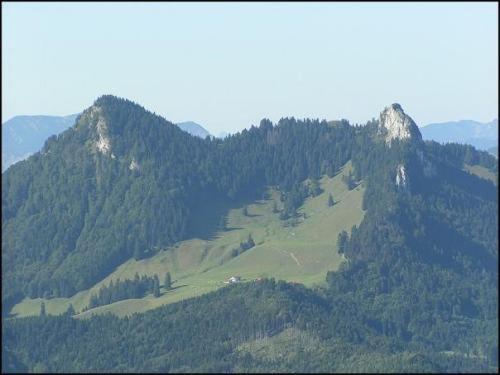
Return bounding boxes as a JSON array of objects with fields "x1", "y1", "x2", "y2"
[{"x1": 2, "y1": 2, "x2": 498, "y2": 134}]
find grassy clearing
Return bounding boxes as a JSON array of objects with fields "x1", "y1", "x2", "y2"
[
  {"x1": 234, "y1": 327, "x2": 326, "y2": 364},
  {"x1": 11, "y1": 162, "x2": 365, "y2": 319},
  {"x1": 463, "y1": 164, "x2": 497, "y2": 185}
]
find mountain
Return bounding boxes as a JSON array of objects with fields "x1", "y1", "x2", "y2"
[
  {"x1": 2, "y1": 114, "x2": 79, "y2": 172},
  {"x1": 420, "y1": 119, "x2": 498, "y2": 150},
  {"x1": 1, "y1": 116, "x2": 211, "y2": 173},
  {"x1": 176, "y1": 121, "x2": 211, "y2": 138},
  {"x1": 2, "y1": 96, "x2": 498, "y2": 372}
]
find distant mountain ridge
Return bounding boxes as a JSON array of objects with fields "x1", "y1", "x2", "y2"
[
  {"x1": 2, "y1": 114, "x2": 79, "y2": 172},
  {"x1": 420, "y1": 119, "x2": 498, "y2": 151},
  {"x1": 176, "y1": 121, "x2": 211, "y2": 138}
]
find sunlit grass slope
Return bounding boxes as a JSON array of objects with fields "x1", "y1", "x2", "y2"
[
  {"x1": 11, "y1": 162, "x2": 365, "y2": 319},
  {"x1": 463, "y1": 163, "x2": 497, "y2": 185}
]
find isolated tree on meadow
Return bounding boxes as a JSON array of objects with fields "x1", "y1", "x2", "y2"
[
  {"x1": 164, "y1": 272, "x2": 172, "y2": 290},
  {"x1": 328, "y1": 194, "x2": 334, "y2": 207},
  {"x1": 153, "y1": 275, "x2": 160, "y2": 298},
  {"x1": 40, "y1": 302, "x2": 46, "y2": 317},
  {"x1": 247, "y1": 234, "x2": 255, "y2": 248}
]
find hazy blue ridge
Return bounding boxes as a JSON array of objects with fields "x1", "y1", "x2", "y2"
[
  {"x1": 176, "y1": 121, "x2": 211, "y2": 138},
  {"x1": 420, "y1": 119, "x2": 498, "y2": 150},
  {"x1": 2, "y1": 114, "x2": 79, "y2": 172}
]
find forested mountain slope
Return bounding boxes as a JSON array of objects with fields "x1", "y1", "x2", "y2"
[
  {"x1": 2, "y1": 97, "x2": 498, "y2": 372},
  {"x1": 2, "y1": 95, "x2": 356, "y2": 309},
  {"x1": 9, "y1": 165, "x2": 365, "y2": 318}
]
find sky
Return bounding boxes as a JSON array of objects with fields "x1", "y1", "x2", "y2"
[{"x1": 2, "y1": 2, "x2": 498, "y2": 134}]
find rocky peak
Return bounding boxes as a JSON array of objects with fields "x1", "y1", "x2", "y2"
[{"x1": 378, "y1": 103, "x2": 422, "y2": 144}]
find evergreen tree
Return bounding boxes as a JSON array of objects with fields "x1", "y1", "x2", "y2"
[
  {"x1": 328, "y1": 193, "x2": 334, "y2": 207},
  {"x1": 337, "y1": 230, "x2": 348, "y2": 254},
  {"x1": 342, "y1": 171, "x2": 356, "y2": 190},
  {"x1": 247, "y1": 234, "x2": 255, "y2": 248},
  {"x1": 65, "y1": 304, "x2": 75, "y2": 316},
  {"x1": 153, "y1": 275, "x2": 160, "y2": 298},
  {"x1": 164, "y1": 272, "x2": 172, "y2": 290},
  {"x1": 240, "y1": 234, "x2": 256, "y2": 251},
  {"x1": 242, "y1": 206, "x2": 249, "y2": 217},
  {"x1": 40, "y1": 302, "x2": 46, "y2": 317}
]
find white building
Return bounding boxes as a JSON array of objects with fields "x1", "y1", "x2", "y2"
[{"x1": 227, "y1": 276, "x2": 241, "y2": 284}]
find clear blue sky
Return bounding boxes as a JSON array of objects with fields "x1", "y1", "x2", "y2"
[{"x1": 2, "y1": 2, "x2": 498, "y2": 134}]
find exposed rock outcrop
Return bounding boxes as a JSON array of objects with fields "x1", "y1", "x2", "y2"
[
  {"x1": 378, "y1": 103, "x2": 422, "y2": 144},
  {"x1": 129, "y1": 158, "x2": 140, "y2": 171},
  {"x1": 395, "y1": 164, "x2": 408, "y2": 188},
  {"x1": 77, "y1": 105, "x2": 112, "y2": 156}
]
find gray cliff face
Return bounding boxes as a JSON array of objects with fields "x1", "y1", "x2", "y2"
[
  {"x1": 378, "y1": 103, "x2": 422, "y2": 144},
  {"x1": 377, "y1": 104, "x2": 431, "y2": 190}
]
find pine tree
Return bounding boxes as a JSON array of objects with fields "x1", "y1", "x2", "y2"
[
  {"x1": 66, "y1": 304, "x2": 75, "y2": 316},
  {"x1": 342, "y1": 171, "x2": 356, "y2": 190},
  {"x1": 337, "y1": 230, "x2": 348, "y2": 254},
  {"x1": 153, "y1": 274, "x2": 160, "y2": 298},
  {"x1": 247, "y1": 234, "x2": 255, "y2": 248},
  {"x1": 164, "y1": 272, "x2": 172, "y2": 290},
  {"x1": 40, "y1": 302, "x2": 46, "y2": 317},
  {"x1": 328, "y1": 194, "x2": 334, "y2": 207},
  {"x1": 242, "y1": 206, "x2": 249, "y2": 216}
]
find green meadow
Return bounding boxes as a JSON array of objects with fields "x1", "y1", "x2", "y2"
[{"x1": 11, "y1": 162, "x2": 365, "y2": 319}]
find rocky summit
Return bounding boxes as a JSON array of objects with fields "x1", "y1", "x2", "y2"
[{"x1": 379, "y1": 103, "x2": 422, "y2": 144}]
